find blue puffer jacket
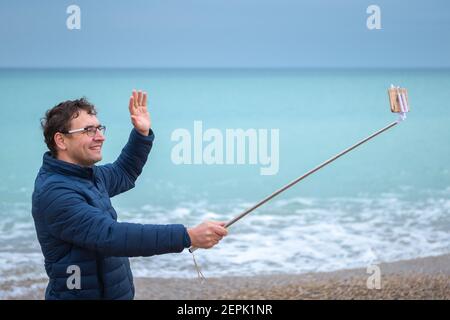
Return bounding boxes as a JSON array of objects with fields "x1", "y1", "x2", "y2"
[{"x1": 32, "y1": 129, "x2": 191, "y2": 300}]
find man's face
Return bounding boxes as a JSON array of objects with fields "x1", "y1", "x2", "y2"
[{"x1": 63, "y1": 110, "x2": 106, "y2": 167}]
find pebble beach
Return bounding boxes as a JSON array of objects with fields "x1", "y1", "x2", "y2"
[{"x1": 3, "y1": 253, "x2": 449, "y2": 300}]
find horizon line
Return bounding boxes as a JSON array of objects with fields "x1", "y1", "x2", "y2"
[{"x1": 1, "y1": 66, "x2": 450, "y2": 71}]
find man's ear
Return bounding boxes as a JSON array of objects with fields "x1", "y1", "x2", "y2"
[{"x1": 54, "y1": 132, "x2": 68, "y2": 151}]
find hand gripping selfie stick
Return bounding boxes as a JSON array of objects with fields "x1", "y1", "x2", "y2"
[{"x1": 189, "y1": 86, "x2": 410, "y2": 278}]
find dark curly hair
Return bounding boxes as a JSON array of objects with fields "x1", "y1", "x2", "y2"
[{"x1": 41, "y1": 98, "x2": 97, "y2": 156}]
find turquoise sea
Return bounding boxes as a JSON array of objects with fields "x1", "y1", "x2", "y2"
[{"x1": 0, "y1": 69, "x2": 449, "y2": 297}]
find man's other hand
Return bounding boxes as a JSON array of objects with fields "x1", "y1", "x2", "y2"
[{"x1": 187, "y1": 221, "x2": 228, "y2": 249}]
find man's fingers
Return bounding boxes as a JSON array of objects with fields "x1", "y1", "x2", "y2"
[
  {"x1": 132, "y1": 90, "x2": 138, "y2": 107},
  {"x1": 142, "y1": 92, "x2": 147, "y2": 107},
  {"x1": 130, "y1": 89, "x2": 148, "y2": 108},
  {"x1": 137, "y1": 90, "x2": 143, "y2": 106},
  {"x1": 210, "y1": 221, "x2": 227, "y2": 226},
  {"x1": 212, "y1": 225, "x2": 228, "y2": 237},
  {"x1": 129, "y1": 96, "x2": 135, "y2": 115}
]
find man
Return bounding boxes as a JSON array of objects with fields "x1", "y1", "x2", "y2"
[{"x1": 32, "y1": 90, "x2": 227, "y2": 300}]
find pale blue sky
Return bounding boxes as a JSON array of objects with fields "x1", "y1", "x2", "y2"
[{"x1": 0, "y1": 0, "x2": 449, "y2": 68}]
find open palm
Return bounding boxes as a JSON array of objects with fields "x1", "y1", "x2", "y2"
[{"x1": 129, "y1": 89, "x2": 151, "y2": 135}]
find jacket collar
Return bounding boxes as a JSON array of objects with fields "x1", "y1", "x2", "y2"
[{"x1": 41, "y1": 151, "x2": 94, "y2": 179}]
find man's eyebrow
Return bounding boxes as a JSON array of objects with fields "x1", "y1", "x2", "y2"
[{"x1": 83, "y1": 123, "x2": 101, "y2": 128}]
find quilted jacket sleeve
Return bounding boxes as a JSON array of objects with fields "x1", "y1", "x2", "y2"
[
  {"x1": 95, "y1": 128, "x2": 155, "y2": 198},
  {"x1": 39, "y1": 182, "x2": 190, "y2": 257}
]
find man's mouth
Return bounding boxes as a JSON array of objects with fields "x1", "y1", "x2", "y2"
[{"x1": 89, "y1": 145, "x2": 102, "y2": 151}]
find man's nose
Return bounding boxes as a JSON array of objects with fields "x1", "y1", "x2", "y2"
[{"x1": 93, "y1": 130, "x2": 105, "y2": 141}]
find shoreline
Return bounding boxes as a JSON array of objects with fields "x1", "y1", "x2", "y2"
[{"x1": 3, "y1": 253, "x2": 449, "y2": 300}]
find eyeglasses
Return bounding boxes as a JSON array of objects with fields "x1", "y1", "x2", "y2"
[{"x1": 63, "y1": 125, "x2": 106, "y2": 137}]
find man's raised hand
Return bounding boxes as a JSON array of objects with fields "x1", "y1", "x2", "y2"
[{"x1": 129, "y1": 89, "x2": 151, "y2": 136}]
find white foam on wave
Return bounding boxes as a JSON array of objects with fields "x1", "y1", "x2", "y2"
[
  {"x1": 0, "y1": 252, "x2": 46, "y2": 299},
  {"x1": 0, "y1": 282, "x2": 47, "y2": 300},
  {"x1": 129, "y1": 191, "x2": 450, "y2": 278}
]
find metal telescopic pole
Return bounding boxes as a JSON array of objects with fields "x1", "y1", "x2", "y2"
[{"x1": 189, "y1": 119, "x2": 400, "y2": 253}]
